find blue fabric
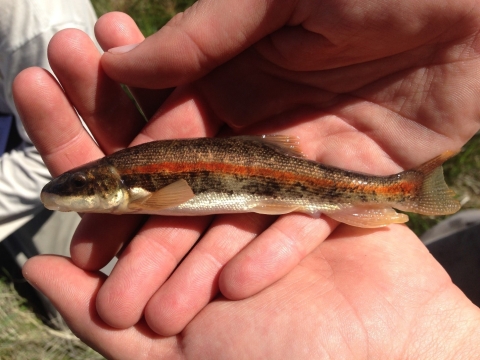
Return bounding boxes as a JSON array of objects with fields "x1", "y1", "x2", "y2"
[{"x1": 0, "y1": 114, "x2": 13, "y2": 156}]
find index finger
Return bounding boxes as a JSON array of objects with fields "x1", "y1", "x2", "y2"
[{"x1": 13, "y1": 67, "x2": 101, "y2": 176}]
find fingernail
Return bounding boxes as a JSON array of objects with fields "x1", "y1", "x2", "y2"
[{"x1": 108, "y1": 43, "x2": 140, "y2": 54}]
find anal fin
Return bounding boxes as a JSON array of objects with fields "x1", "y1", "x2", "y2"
[
  {"x1": 326, "y1": 206, "x2": 409, "y2": 228},
  {"x1": 129, "y1": 179, "x2": 195, "y2": 211}
]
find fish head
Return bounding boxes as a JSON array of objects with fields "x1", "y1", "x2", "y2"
[{"x1": 41, "y1": 159, "x2": 127, "y2": 213}]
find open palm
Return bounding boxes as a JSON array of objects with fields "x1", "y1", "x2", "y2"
[{"x1": 14, "y1": 0, "x2": 480, "y2": 358}]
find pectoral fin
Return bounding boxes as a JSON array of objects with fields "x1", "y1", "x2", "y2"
[
  {"x1": 326, "y1": 206, "x2": 409, "y2": 228},
  {"x1": 129, "y1": 179, "x2": 195, "y2": 211}
]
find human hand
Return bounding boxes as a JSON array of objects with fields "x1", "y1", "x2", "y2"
[
  {"x1": 22, "y1": 225, "x2": 480, "y2": 359},
  {"x1": 14, "y1": 0, "x2": 480, "y2": 342}
]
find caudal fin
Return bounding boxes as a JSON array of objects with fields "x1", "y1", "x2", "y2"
[{"x1": 395, "y1": 151, "x2": 461, "y2": 215}]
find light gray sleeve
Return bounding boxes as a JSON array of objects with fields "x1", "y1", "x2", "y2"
[
  {"x1": 0, "y1": 0, "x2": 98, "y2": 223},
  {"x1": 0, "y1": 30, "x2": 54, "y2": 221},
  {"x1": 0, "y1": 142, "x2": 51, "y2": 223}
]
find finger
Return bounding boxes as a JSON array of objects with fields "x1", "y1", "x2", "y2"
[
  {"x1": 13, "y1": 68, "x2": 101, "y2": 176},
  {"x1": 95, "y1": 12, "x2": 173, "y2": 120},
  {"x1": 16, "y1": 31, "x2": 150, "y2": 273},
  {"x1": 70, "y1": 213, "x2": 147, "y2": 270},
  {"x1": 144, "y1": 213, "x2": 275, "y2": 336},
  {"x1": 131, "y1": 84, "x2": 221, "y2": 145},
  {"x1": 219, "y1": 214, "x2": 338, "y2": 299},
  {"x1": 100, "y1": 0, "x2": 297, "y2": 88},
  {"x1": 48, "y1": 29, "x2": 145, "y2": 153},
  {"x1": 95, "y1": 215, "x2": 212, "y2": 329},
  {"x1": 22, "y1": 256, "x2": 178, "y2": 360},
  {"x1": 94, "y1": 12, "x2": 145, "y2": 50}
]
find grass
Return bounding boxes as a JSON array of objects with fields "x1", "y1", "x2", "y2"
[
  {"x1": 92, "y1": 0, "x2": 196, "y2": 36},
  {"x1": 0, "y1": 278, "x2": 104, "y2": 360}
]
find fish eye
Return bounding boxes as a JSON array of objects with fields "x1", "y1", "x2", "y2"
[{"x1": 70, "y1": 172, "x2": 87, "y2": 188}]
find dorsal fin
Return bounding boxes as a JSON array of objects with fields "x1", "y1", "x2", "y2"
[{"x1": 239, "y1": 135, "x2": 306, "y2": 159}]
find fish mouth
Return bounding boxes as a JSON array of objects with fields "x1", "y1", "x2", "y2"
[{"x1": 40, "y1": 192, "x2": 72, "y2": 212}]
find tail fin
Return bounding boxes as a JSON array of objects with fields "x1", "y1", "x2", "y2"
[{"x1": 395, "y1": 151, "x2": 461, "y2": 215}]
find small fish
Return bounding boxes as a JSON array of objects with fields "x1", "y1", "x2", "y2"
[{"x1": 40, "y1": 136, "x2": 461, "y2": 228}]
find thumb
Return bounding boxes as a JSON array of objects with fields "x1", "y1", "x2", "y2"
[{"x1": 100, "y1": 0, "x2": 296, "y2": 89}]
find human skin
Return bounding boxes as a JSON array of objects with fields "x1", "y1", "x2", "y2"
[{"x1": 13, "y1": 0, "x2": 480, "y2": 358}]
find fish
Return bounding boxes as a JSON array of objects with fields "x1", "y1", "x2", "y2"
[{"x1": 40, "y1": 135, "x2": 461, "y2": 228}]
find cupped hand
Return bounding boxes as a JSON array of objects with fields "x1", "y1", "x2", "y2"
[
  {"x1": 13, "y1": 0, "x2": 480, "y2": 344},
  {"x1": 23, "y1": 225, "x2": 480, "y2": 359}
]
